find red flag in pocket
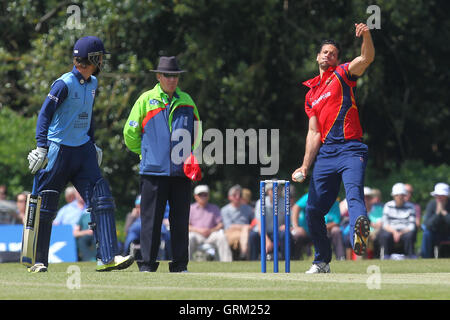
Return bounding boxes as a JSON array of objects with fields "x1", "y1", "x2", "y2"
[{"x1": 183, "y1": 153, "x2": 202, "y2": 181}]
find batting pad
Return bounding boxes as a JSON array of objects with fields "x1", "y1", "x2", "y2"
[
  {"x1": 35, "y1": 190, "x2": 59, "y2": 266},
  {"x1": 90, "y1": 179, "x2": 119, "y2": 264}
]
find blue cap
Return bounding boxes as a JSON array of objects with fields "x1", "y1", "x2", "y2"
[{"x1": 73, "y1": 36, "x2": 108, "y2": 58}]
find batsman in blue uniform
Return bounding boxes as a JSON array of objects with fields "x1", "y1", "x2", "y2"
[{"x1": 27, "y1": 36, "x2": 134, "y2": 272}]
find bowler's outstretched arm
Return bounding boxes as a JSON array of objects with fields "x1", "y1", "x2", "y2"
[{"x1": 348, "y1": 23, "x2": 375, "y2": 77}]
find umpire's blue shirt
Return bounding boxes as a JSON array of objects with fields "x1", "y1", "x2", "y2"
[{"x1": 36, "y1": 66, "x2": 97, "y2": 147}]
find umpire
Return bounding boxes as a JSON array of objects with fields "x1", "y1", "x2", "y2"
[{"x1": 123, "y1": 56, "x2": 202, "y2": 272}]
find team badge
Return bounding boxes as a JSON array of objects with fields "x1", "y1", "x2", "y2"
[{"x1": 129, "y1": 120, "x2": 138, "y2": 128}]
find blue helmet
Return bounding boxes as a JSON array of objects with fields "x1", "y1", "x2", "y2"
[
  {"x1": 73, "y1": 36, "x2": 108, "y2": 74},
  {"x1": 73, "y1": 36, "x2": 107, "y2": 58}
]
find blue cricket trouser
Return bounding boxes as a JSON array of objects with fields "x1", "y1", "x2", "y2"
[
  {"x1": 36, "y1": 140, "x2": 102, "y2": 203},
  {"x1": 306, "y1": 140, "x2": 368, "y2": 264},
  {"x1": 35, "y1": 140, "x2": 103, "y2": 265}
]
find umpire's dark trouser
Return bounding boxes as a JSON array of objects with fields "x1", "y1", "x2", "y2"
[{"x1": 139, "y1": 175, "x2": 191, "y2": 272}]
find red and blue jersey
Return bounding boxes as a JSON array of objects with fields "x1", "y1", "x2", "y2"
[{"x1": 303, "y1": 62, "x2": 362, "y2": 144}]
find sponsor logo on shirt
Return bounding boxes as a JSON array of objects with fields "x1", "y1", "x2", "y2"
[
  {"x1": 129, "y1": 120, "x2": 138, "y2": 128},
  {"x1": 78, "y1": 112, "x2": 89, "y2": 120},
  {"x1": 312, "y1": 91, "x2": 331, "y2": 107},
  {"x1": 74, "y1": 112, "x2": 89, "y2": 128},
  {"x1": 48, "y1": 94, "x2": 59, "y2": 103}
]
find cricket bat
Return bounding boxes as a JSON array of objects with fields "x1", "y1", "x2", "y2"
[{"x1": 20, "y1": 176, "x2": 41, "y2": 267}]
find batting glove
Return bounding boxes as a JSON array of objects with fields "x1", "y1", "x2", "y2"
[{"x1": 27, "y1": 147, "x2": 48, "y2": 174}]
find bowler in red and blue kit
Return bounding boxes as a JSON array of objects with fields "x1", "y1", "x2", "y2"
[{"x1": 292, "y1": 23, "x2": 375, "y2": 273}]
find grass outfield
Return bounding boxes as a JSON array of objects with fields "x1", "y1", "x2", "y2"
[{"x1": 0, "y1": 259, "x2": 449, "y2": 300}]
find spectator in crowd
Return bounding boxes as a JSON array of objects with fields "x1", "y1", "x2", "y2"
[
  {"x1": 0, "y1": 184, "x2": 17, "y2": 224},
  {"x1": 365, "y1": 187, "x2": 383, "y2": 258},
  {"x1": 221, "y1": 185, "x2": 254, "y2": 260},
  {"x1": 379, "y1": 183, "x2": 416, "y2": 259},
  {"x1": 189, "y1": 185, "x2": 232, "y2": 262},
  {"x1": 53, "y1": 187, "x2": 85, "y2": 227},
  {"x1": 159, "y1": 202, "x2": 172, "y2": 260},
  {"x1": 123, "y1": 196, "x2": 172, "y2": 260},
  {"x1": 290, "y1": 193, "x2": 312, "y2": 259},
  {"x1": 123, "y1": 195, "x2": 142, "y2": 256},
  {"x1": 421, "y1": 183, "x2": 450, "y2": 258},
  {"x1": 73, "y1": 209, "x2": 96, "y2": 262},
  {"x1": 0, "y1": 191, "x2": 28, "y2": 225},
  {"x1": 324, "y1": 199, "x2": 346, "y2": 260},
  {"x1": 249, "y1": 182, "x2": 289, "y2": 261},
  {"x1": 292, "y1": 193, "x2": 345, "y2": 261},
  {"x1": 241, "y1": 188, "x2": 254, "y2": 209},
  {"x1": 15, "y1": 191, "x2": 30, "y2": 224},
  {"x1": 405, "y1": 183, "x2": 422, "y2": 229},
  {"x1": 0, "y1": 185, "x2": 7, "y2": 200},
  {"x1": 339, "y1": 198, "x2": 352, "y2": 259},
  {"x1": 370, "y1": 188, "x2": 383, "y2": 208}
]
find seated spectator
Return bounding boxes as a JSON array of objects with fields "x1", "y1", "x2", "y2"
[
  {"x1": 189, "y1": 185, "x2": 232, "y2": 262},
  {"x1": 370, "y1": 188, "x2": 383, "y2": 207},
  {"x1": 241, "y1": 188, "x2": 254, "y2": 210},
  {"x1": 0, "y1": 184, "x2": 17, "y2": 224},
  {"x1": 405, "y1": 183, "x2": 422, "y2": 230},
  {"x1": 339, "y1": 198, "x2": 353, "y2": 259},
  {"x1": 420, "y1": 183, "x2": 450, "y2": 258},
  {"x1": 221, "y1": 185, "x2": 254, "y2": 260},
  {"x1": 324, "y1": 199, "x2": 346, "y2": 260},
  {"x1": 290, "y1": 193, "x2": 311, "y2": 259},
  {"x1": 365, "y1": 187, "x2": 383, "y2": 258},
  {"x1": 160, "y1": 202, "x2": 172, "y2": 260},
  {"x1": 0, "y1": 184, "x2": 7, "y2": 200},
  {"x1": 250, "y1": 182, "x2": 290, "y2": 261},
  {"x1": 53, "y1": 186, "x2": 83, "y2": 227},
  {"x1": 123, "y1": 196, "x2": 172, "y2": 260},
  {"x1": 379, "y1": 183, "x2": 416, "y2": 259},
  {"x1": 73, "y1": 210, "x2": 96, "y2": 261},
  {"x1": 123, "y1": 195, "x2": 142, "y2": 256},
  {"x1": 293, "y1": 193, "x2": 344, "y2": 260},
  {"x1": 15, "y1": 191, "x2": 30, "y2": 224}
]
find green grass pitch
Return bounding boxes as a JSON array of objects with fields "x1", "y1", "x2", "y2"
[{"x1": 1, "y1": 259, "x2": 449, "y2": 300}]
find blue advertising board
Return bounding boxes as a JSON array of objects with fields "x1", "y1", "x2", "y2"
[{"x1": 0, "y1": 224, "x2": 77, "y2": 263}]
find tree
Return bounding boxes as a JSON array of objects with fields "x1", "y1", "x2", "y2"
[{"x1": 0, "y1": 0, "x2": 448, "y2": 212}]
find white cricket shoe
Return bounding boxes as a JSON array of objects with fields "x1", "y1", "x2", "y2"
[
  {"x1": 27, "y1": 263, "x2": 48, "y2": 273},
  {"x1": 305, "y1": 262, "x2": 330, "y2": 274},
  {"x1": 96, "y1": 255, "x2": 134, "y2": 272}
]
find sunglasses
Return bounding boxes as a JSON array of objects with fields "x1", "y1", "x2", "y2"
[
  {"x1": 196, "y1": 193, "x2": 209, "y2": 197},
  {"x1": 162, "y1": 73, "x2": 180, "y2": 78}
]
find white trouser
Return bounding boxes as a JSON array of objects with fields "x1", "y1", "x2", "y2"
[{"x1": 189, "y1": 229, "x2": 232, "y2": 262}]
